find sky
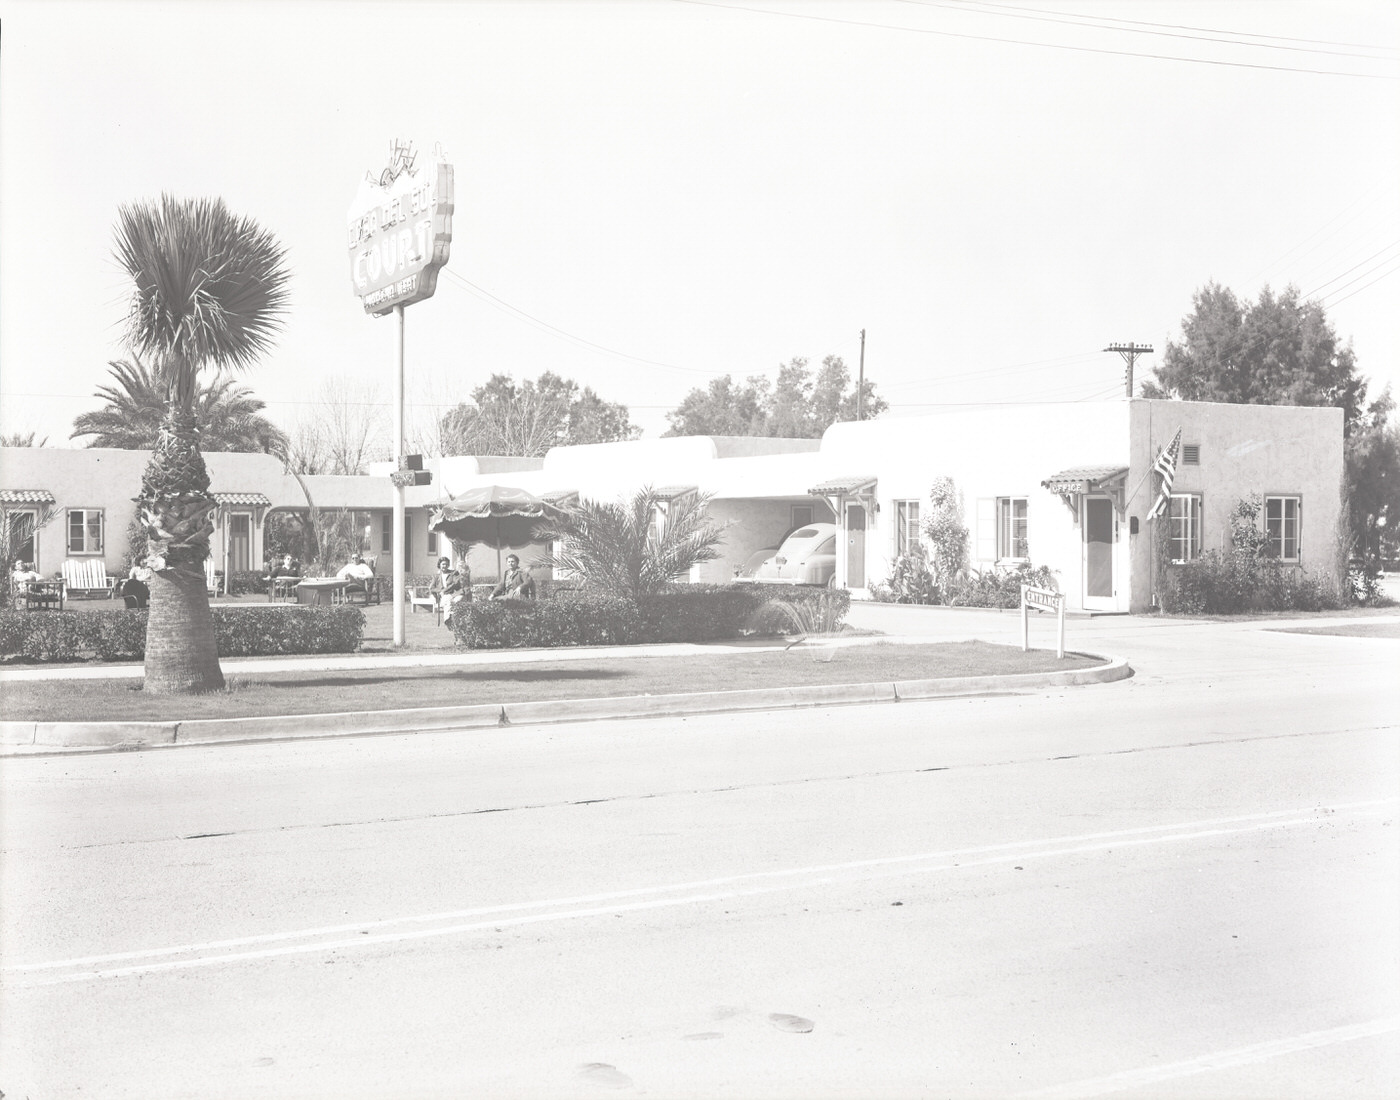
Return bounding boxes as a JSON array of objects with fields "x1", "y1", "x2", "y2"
[{"x1": 1, "y1": 0, "x2": 1397, "y2": 453}]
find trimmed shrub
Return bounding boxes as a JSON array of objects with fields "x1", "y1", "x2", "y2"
[
  {"x1": 637, "y1": 585, "x2": 770, "y2": 642},
  {"x1": 453, "y1": 595, "x2": 642, "y2": 649},
  {"x1": 0, "y1": 605, "x2": 365, "y2": 663},
  {"x1": 450, "y1": 583, "x2": 851, "y2": 649}
]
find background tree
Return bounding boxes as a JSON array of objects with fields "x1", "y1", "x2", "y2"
[
  {"x1": 534, "y1": 487, "x2": 727, "y2": 601},
  {"x1": 287, "y1": 379, "x2": 388, "y2": 475},
  {"x1": 71, "y1": 356, "x2": 288, "y2": 455},
  {"x1": 665, "y1": 355, "x2": 886, "y2": 437},
  {"x1": 117, "y1": 195, "x2": 290, "y2": 694},
  {"x1": 1144, "y1": 281, "x2": 1394, "y2": 557},
  {"x1": 1, "y1": 431, "x2": 48, "y2": 447},
  {"x1": 439, "y1": 372, "x2": 639, "y2": 457}
]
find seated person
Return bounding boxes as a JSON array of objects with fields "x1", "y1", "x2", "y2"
[
  {"x1": 271, "y1": 554, "x2": 301, "y2": 578},
  {"x1": 336, "y1": 553, "x2": 376, "y2": 601},
  {"x1": 490, "y1": 554, "x2": 536, "y2": 600},
  {"x1": 119, "y1": 565, "x2": 150, "y2": 609},
  {"x1": 336, "y1": 554, "x2": 374, "y2": 581},
  {"x1": 429, "y1": 556, "x2": 471, "y2": 625},
  {"x1": 11, "y1": 560, "x2": 42, "y2": 609}
]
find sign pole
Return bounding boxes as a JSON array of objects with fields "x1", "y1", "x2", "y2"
[
  {"x1": 392, "y1": 304, "x2": 406, "y2": 647},
  {"x1": 1020, "y1": 584, "x2": 1029, "y2": 652}
]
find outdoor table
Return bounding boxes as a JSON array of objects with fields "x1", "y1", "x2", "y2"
[
  {"x1": 267, "y1": 576, "x2": 301, "y2": 601},
  {"x1": 295, "y1": 578, "x2": 349, "y2": 606},
  {"x1": 20, "y1": 580, "x2": 64, "y2": 611}
]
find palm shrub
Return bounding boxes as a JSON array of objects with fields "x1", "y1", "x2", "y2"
[
  {"x1": 116, "y1": 195, "x2": 290, "y2": 693},
  {"x1": 533, "y1": 487, "x2": 728, "y2": 601}
]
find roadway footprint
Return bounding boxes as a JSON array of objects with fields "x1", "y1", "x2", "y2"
[{"x1": 576, "y1": 1062, "x2": 634, "y2": 1090}]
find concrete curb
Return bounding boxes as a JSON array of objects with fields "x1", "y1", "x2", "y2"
[{"x1": 0, "y1": 652, "x2": 1130, "y2": 753}]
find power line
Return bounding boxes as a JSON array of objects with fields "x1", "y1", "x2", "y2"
[
  {"x1": 920, "y1": 0, "x2": 1400, "y2": 61},
  {"x1": 440, "y1": 270, "x2": 724, "y2": 376},
  {"x1": 671, "y1": 0, "x2": 1400, "y2": 80},
  {"x1": 1315, "y1": 257, "x2": 1400, "y2": 310},
  {"x1": 1302, "y1": 239, "x2": 1400, "y2": 299}
]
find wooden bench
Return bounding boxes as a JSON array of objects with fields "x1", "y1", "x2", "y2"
[{"x1": 61, "y1": 559, "x2": 116, "y2": 599}]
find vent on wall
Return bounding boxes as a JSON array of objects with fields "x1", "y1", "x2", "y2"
[{"x1": 1183, "y1": 443, "x2": 1200, "y2": 465}]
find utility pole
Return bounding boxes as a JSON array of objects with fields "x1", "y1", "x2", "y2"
[
  {"x1": 857, "y1": 328, "x2": 866, "y2": 421},
  {"x1": 1105, "y1": 342, "x2": 1153, "y2": 398}
]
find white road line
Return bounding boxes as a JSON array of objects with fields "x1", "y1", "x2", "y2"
[
  {"x1": 6, "y1": 798, "x2": 1394, "y2": 987},
  {"x1": 1017, "y1": 1016, "x2": 1400, "y2": 1098}
]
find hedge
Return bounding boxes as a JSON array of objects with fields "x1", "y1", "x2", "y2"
[
  {"x1": 0, "y1": 605, "x2": 365, "y2": 663},
  {"x1": 450, "y1": 583, "x2": 851, "y2": 649}
]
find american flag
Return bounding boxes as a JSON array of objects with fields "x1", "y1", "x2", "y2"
[{"x1": 1146, "y1": 428, "x2": 1182, "y2": 520}]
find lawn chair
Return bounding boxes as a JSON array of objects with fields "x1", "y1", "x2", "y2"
[
  {"x1": 204, "y1": 559, "x2": 219, "y2": 597},
  {"x1": 61, "y1": 559, "x2": 116, "y2": 599},
  {"x1": 407, "y1": 583, "x2": 441, "y2": 624},
  {"x1": 15, "y1": 578, "x2": 64, "y2": 611}
]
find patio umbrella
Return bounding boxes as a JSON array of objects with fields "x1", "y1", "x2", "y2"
[{"x1": 426, "y1": 485, "x2": 568, "y2": 578}]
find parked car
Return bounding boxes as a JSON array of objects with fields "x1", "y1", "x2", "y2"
[
  {"x1": 749, "y1": 523, "x2": 837, "y2": 586},
  {"x1": 734, "y1": 546, "x2": 778, "y2": 580}
]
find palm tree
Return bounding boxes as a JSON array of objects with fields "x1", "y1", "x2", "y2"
[
  {"x1": 116, "y1": 195, "x2": 290, "y2": 694},
  {"x1": 534, "y1": 487, "x2": 727, "y2": 601},
  {"x1": 71, "y1": 356, "x2": 289, "y2": 455}
]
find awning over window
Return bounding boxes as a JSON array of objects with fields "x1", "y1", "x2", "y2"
[
  {"x1": 1041, "y1": 466, "x2": 1127, "y2": 496},
  {"x1": 652, "y1": 485, "x2": 699, "y2": 502},
  {"x1": 0, "y1": 489, "x2": 56, "y2": 505},
  {"x1": 213, "y1": 492, "x2": 271, "y2": 506},
  {"x1": 808, "y1": 474, "x2": 877, "y2": 496},
  {"x1": 539, "y1": 488, "x2": 579, "y2": 506}
]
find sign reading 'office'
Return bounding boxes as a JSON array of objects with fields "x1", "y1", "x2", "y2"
[{"x1": 347, "y1": 141, "x2": 454, "y2": 315}]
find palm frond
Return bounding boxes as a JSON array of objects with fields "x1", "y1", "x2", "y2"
[{"x1": 114, "y1": 195, "x2": 290, "y2": 387}]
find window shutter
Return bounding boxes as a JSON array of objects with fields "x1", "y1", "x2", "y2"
[{"x1": 976, "y1": 498, "x2": 996, "y2": 561}]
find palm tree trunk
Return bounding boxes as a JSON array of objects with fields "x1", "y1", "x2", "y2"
[
  {"x1": 137, "y1": 405, "x2": 224, "y2": 694},
  {"x1": 145, "y1": 565, "x2": 223, "y2": 693}
]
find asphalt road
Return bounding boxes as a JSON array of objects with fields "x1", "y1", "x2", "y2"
[{"x1": 2, "y1": 612, "x2": 1397, "y2": 1099}]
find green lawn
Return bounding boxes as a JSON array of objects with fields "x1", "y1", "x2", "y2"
[{"x1": 0, "y1": 641, "x2": 1100, "y2": 723}]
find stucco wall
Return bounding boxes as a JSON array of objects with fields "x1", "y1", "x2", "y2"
[
  {"x1": 1128, "y1": 400, "x2": 1345, "y2": 610},
  {"x1": 821, "y1": 405, "x2": 1132, "y2": 603}
]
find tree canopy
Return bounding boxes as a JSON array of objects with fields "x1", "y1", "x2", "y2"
[
  {"x1": 439, "y1": 372, "x2": 639, "y2": 457},
  {"x1": 665, "y1": 355, "x2": 886, "y2": 438},
  {"x1": 1146, "y1": 281, "x2": 1396, "y2": 556},
  {"x1": 1142, "y1": 282, "x2": 1367, "y2": 433},
  {"x1": 71, "y1": 356, "x2": 289, "y2": 456}
]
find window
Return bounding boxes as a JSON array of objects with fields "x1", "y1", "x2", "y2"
[
  {"x1": 1265, "y1": 496, "x2": 1300, "y2": 561},
  {"x1": 1182, "y1": 443, "x2": 1200, "y2": 465},
  {"x1": 894, "y1": 500, "x2": 921, "y2": 557},
  {"x1": 379, "y1": 513, "x2": 410, "y2": 560},
  {"x1": 66, "y1": 509, "x2": 103, "y2": 555},
  {"x1": 791, "y1": 504, "x2": 814, "y2": 530},
  {"x1": 1169, "y1": 494, "x2": 1202, "y2": 562},
  {"x1": 997, "y1": 497, "x2": 1028, "y2": 559}
]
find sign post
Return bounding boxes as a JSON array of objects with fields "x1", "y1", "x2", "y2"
[
  {"x1": 1020, "y1": 584, "x2": 1066, "y2": 659},
  {"x1": 348, "y1": 141, "x2": 453, "y2": 646}
]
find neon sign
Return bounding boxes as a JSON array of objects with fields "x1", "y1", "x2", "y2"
[{"x1": 347, "y1": 141, "x2": 454, "y2": 315}]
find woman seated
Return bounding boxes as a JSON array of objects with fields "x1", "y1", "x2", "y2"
[{"x1": 429, "y1": 556, "x2": 471, "y2": 625}]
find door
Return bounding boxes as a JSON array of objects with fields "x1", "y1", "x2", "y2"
[
  {"x1": 10, "y1": 509, "x2": 37, "y2": 565},
  {"x1": 229, "y1": 513, "x2": 252, "y2": 574},
  {"x1": 845, "y1": 503, "x2": 866, "y2": 589},
  {"x1": 1082, "y1": 496, "x2": 1116, "y2": 610}
]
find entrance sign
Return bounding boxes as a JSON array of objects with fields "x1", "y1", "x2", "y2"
[
  {"x1": 347, "y1": 141, "x2": 454, "y2": 316},
  {"x1": 1021, "y1": 584, "x2": 1066, "y2": 659},
  {"x1": 349, "y1": 139, "x2": 454, "y2": 649}
]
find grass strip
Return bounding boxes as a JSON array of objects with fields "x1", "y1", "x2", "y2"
[{"x1": 1, "y1": 642, "x2": 1100, "y2": 723}]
